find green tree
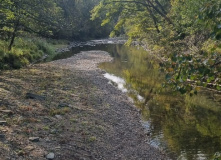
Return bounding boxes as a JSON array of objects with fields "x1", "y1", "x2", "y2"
[
  {"x1": 0, "y1": 0, "x2": 63, "y2": 50},
  {"x1": 56, "y1": 0, "x2": 112, "y2": 40}
]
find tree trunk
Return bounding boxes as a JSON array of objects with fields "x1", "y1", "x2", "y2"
[
  {"x1": 8, "y1": 19, "x2": 20, "y2": 51},
  {"x1": 145, "y1": 0, "x2": 173, "y2": 25},
  {"x1": 155, "y1": 0, "x2": 167, "y2": 15},
  {"x1": 146, "y1": 6, "x2": 160, "y2": 33}
]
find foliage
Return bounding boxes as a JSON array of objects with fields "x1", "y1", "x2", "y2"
[
  {"x1": 0, "y1": 37, "x2": 56, "y2": 69},
  {"x1": 0, "y1": 0, "x2": 112, "y2": 69},
  {"x1": 92, "y1": 0, "x2": 221, "y2": 92},
  {"x1": 55, "y1": 0, "x2": 112, "y2": 40},
  {"x1": 0, "y1": 0, "x2": 63, "y2": 49}
]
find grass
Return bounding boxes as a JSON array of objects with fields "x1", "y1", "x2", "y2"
[
  {"x1": 49, "y1": 107, "x2": 71, "y2": 116},
  {"x1": 0, "y1": 37, "x2": 68, "y2": 69}
]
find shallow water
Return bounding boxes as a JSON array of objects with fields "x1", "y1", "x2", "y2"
[{"x1": 50, "y1": 42, "x2": 221, "y2": 160}]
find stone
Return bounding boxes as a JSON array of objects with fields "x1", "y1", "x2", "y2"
[
  {"x1": 0, "y1": 121, "x2": 7, "y2": 125},
  {"x1": 50, "y1": 129, "x2": 57, "y2": 134},
  {"x1": 26, "y1": 93, "x2": 45, "y2": 100},
  {"x1": 58, "y1": 103, "x2": 69, "y2": 108},
  {"x1": 0, "y1": 134, "x2": 5, "y2": 139},
  {"x1": 55, "y1": 115, "x2": 62, "y2": 119},
  {"x1": 24, "y1": 145, "x2": 35, "y2": 151},
  {"x1": 46, "y1": 152, "x2": 55, "y2": 159},
  {"x1": 0, "y1": 110, "x2": 13, "y2": 115},
  {"x1": 29, "y1": 137, "x2": 40, "y2": 142}
]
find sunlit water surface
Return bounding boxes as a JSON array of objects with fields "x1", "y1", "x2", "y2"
[{"x1": 49, "y1": 43, "x2": 221, "y2": 160}]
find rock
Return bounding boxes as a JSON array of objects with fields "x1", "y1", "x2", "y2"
[
  {"x1": 46, "y1": 152, "x2": 55, "y2": 159},
  {"x1": 26, "y1": 93, "x2": 45, "y2": 100},
  {"x1": 58, "y1": 103, "x2": 69, "y2": 108},
  {"x1": 0, "y1": 110, "x2": 13, "y2": 115},
  {"x1": 50, "y1": 129, "x2": 57, "y2": 134},
  {"x1": 24, "y1": 145, "x2": 35, "y2": 151},
  {"x1": 0, "y1": 121, "x2": 7, "y2": 125},
  {"x1": 29, "y1": 137, "x2": 40, "y2": 142},
  {"x1": 0, "y1": 134, "x2": 5, "y2": 139},
  {"x1": 55, "y1": 115, "x2": 62, "y2": 119},
  {"x1": 17, "y1": 150, "x2": 25, "y2": 156}
]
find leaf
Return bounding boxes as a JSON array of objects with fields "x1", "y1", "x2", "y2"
[
  {"x1": 195, "y1": 86, "x2": 201, "y2": 91},
  {"x1": 217, "y1": 85, "x2": 221, "y2": 90},
  {"x1": 179, "y1": 87, "x2": 187, "y2": 94}
]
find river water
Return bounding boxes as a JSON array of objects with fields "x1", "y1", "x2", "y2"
[{"x1": 49, "y1": 43, "x2": 221, "y2": 160}]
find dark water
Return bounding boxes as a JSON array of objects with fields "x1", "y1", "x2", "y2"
[{"x1": 49, "y1": 43, "x2": 221, "y2": 160}]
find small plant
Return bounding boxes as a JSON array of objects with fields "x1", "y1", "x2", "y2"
[
  {"x1": 43, "y1": 126, "x2": 50, "y2": 130},
  {"x1": 88, "y1": 136, "x2": 96, "y2": 142},
  {"x1": 49, "y1": 107, "x2": 71, "y2": 116}
]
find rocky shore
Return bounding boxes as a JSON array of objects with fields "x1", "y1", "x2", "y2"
[{"x1": 0, "y1": 50, "x2": 169, "y2": 159}]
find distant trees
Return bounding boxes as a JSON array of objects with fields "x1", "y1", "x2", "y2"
[
  {"x1": 56, "y1": 0, "x2": 112, "y2": 40},
  {"x1": 0, "y1": 0, "x2": 113, "y2": 69},
  {"x1": 0, "y1": 0, "x2": 112, "y2": 50}
]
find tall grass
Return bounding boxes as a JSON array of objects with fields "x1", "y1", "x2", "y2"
[{"x1": 0, "y1": 37, "x2": 59, "y2": 69}]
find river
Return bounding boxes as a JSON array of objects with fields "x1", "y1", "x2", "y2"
[{"x1": 48, "y1": 41, "x2": 221, "y2": 160}]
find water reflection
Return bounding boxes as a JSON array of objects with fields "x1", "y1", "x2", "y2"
[
  {"x1": 104, "y1": 73, "x2": 127, "y2": 93},
  {"x1": 99, "y1": 45, "x2": 221, "y2": 160}
]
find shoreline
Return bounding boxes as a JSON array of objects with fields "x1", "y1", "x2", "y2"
[{"x1": 0, "y1": 50, "x2": 170, "y2": 159}]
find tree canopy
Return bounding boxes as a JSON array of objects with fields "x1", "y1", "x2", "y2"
[{"x1": 91, "y1": 0, "x2": 221, "y2": 92}]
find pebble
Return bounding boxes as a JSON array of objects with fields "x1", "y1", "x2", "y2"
[
  {"x1": 55, "y1": 115, "x2": 62, "y2": 119},
  {"x1": 46, "y1": 152, "x2": 55, "y2": 159},
  {"x1": 0, "y1": 134, "x2": 5, "y2": 139},
  {"x1": 50, "y1": 129, "x2": 57, "y2": 134},
  {"x1": 29, "y1": 137, "x2": 40, "y2": 142}
]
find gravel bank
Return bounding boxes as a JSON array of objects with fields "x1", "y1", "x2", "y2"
[
  {"x1": 0, "y1": 50, "x2": 170, "y2": 160},
  {"x1": 50, "y1": 50, "x2": 169, "y2": 159}
]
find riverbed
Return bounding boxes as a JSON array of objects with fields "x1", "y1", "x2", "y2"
[{"x1": 0, "y1": 47, "x2": 169, "y2": 159}]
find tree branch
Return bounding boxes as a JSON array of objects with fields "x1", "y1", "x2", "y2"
[{"x1": 105, "y1": 0, "x2": 151, "y2": 7}]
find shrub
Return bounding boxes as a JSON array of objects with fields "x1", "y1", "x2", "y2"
[{"x1": 0, "y1": 37, "x2": 56, "y2": 69}]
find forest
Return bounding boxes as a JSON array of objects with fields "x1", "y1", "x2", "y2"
[{"x1": 0, "y1": 0, "x2": 221, "y2": 91}]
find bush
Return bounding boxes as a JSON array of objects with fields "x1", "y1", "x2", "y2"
[{"x1": 0, "y1": 37, "x2": 56, "y2": 69}]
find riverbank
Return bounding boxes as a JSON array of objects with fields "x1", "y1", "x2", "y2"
[{"x1": 0, "y1": 50, "x2": 169, "y2": 159}]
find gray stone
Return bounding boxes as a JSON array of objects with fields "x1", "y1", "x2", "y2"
[
  {"x1": 55, "y1": 115, "x2": 62, "y2": 119},
  {"x1": 0, "y1": 121, "x2": 7, "y2": 125},
  {"x1": 46, "y1": 152, "x2": 55, "y2": 159},
  {"x1": 50, "y1": 129, "x2": 57, "y2": 134},
  {"x1": 29, "y1": 137, "x2": 40, "y2": 142},
  {"x1": 26, "y1": 93, "x2": 45, "y2": 100},
  {"x1": 0, "y1": 134, "x2": 5, "y2": 139}
]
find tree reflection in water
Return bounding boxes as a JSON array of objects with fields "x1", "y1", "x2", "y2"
[{"x1": 99, "y1": 44, "x2": 221, "y2": 160}]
